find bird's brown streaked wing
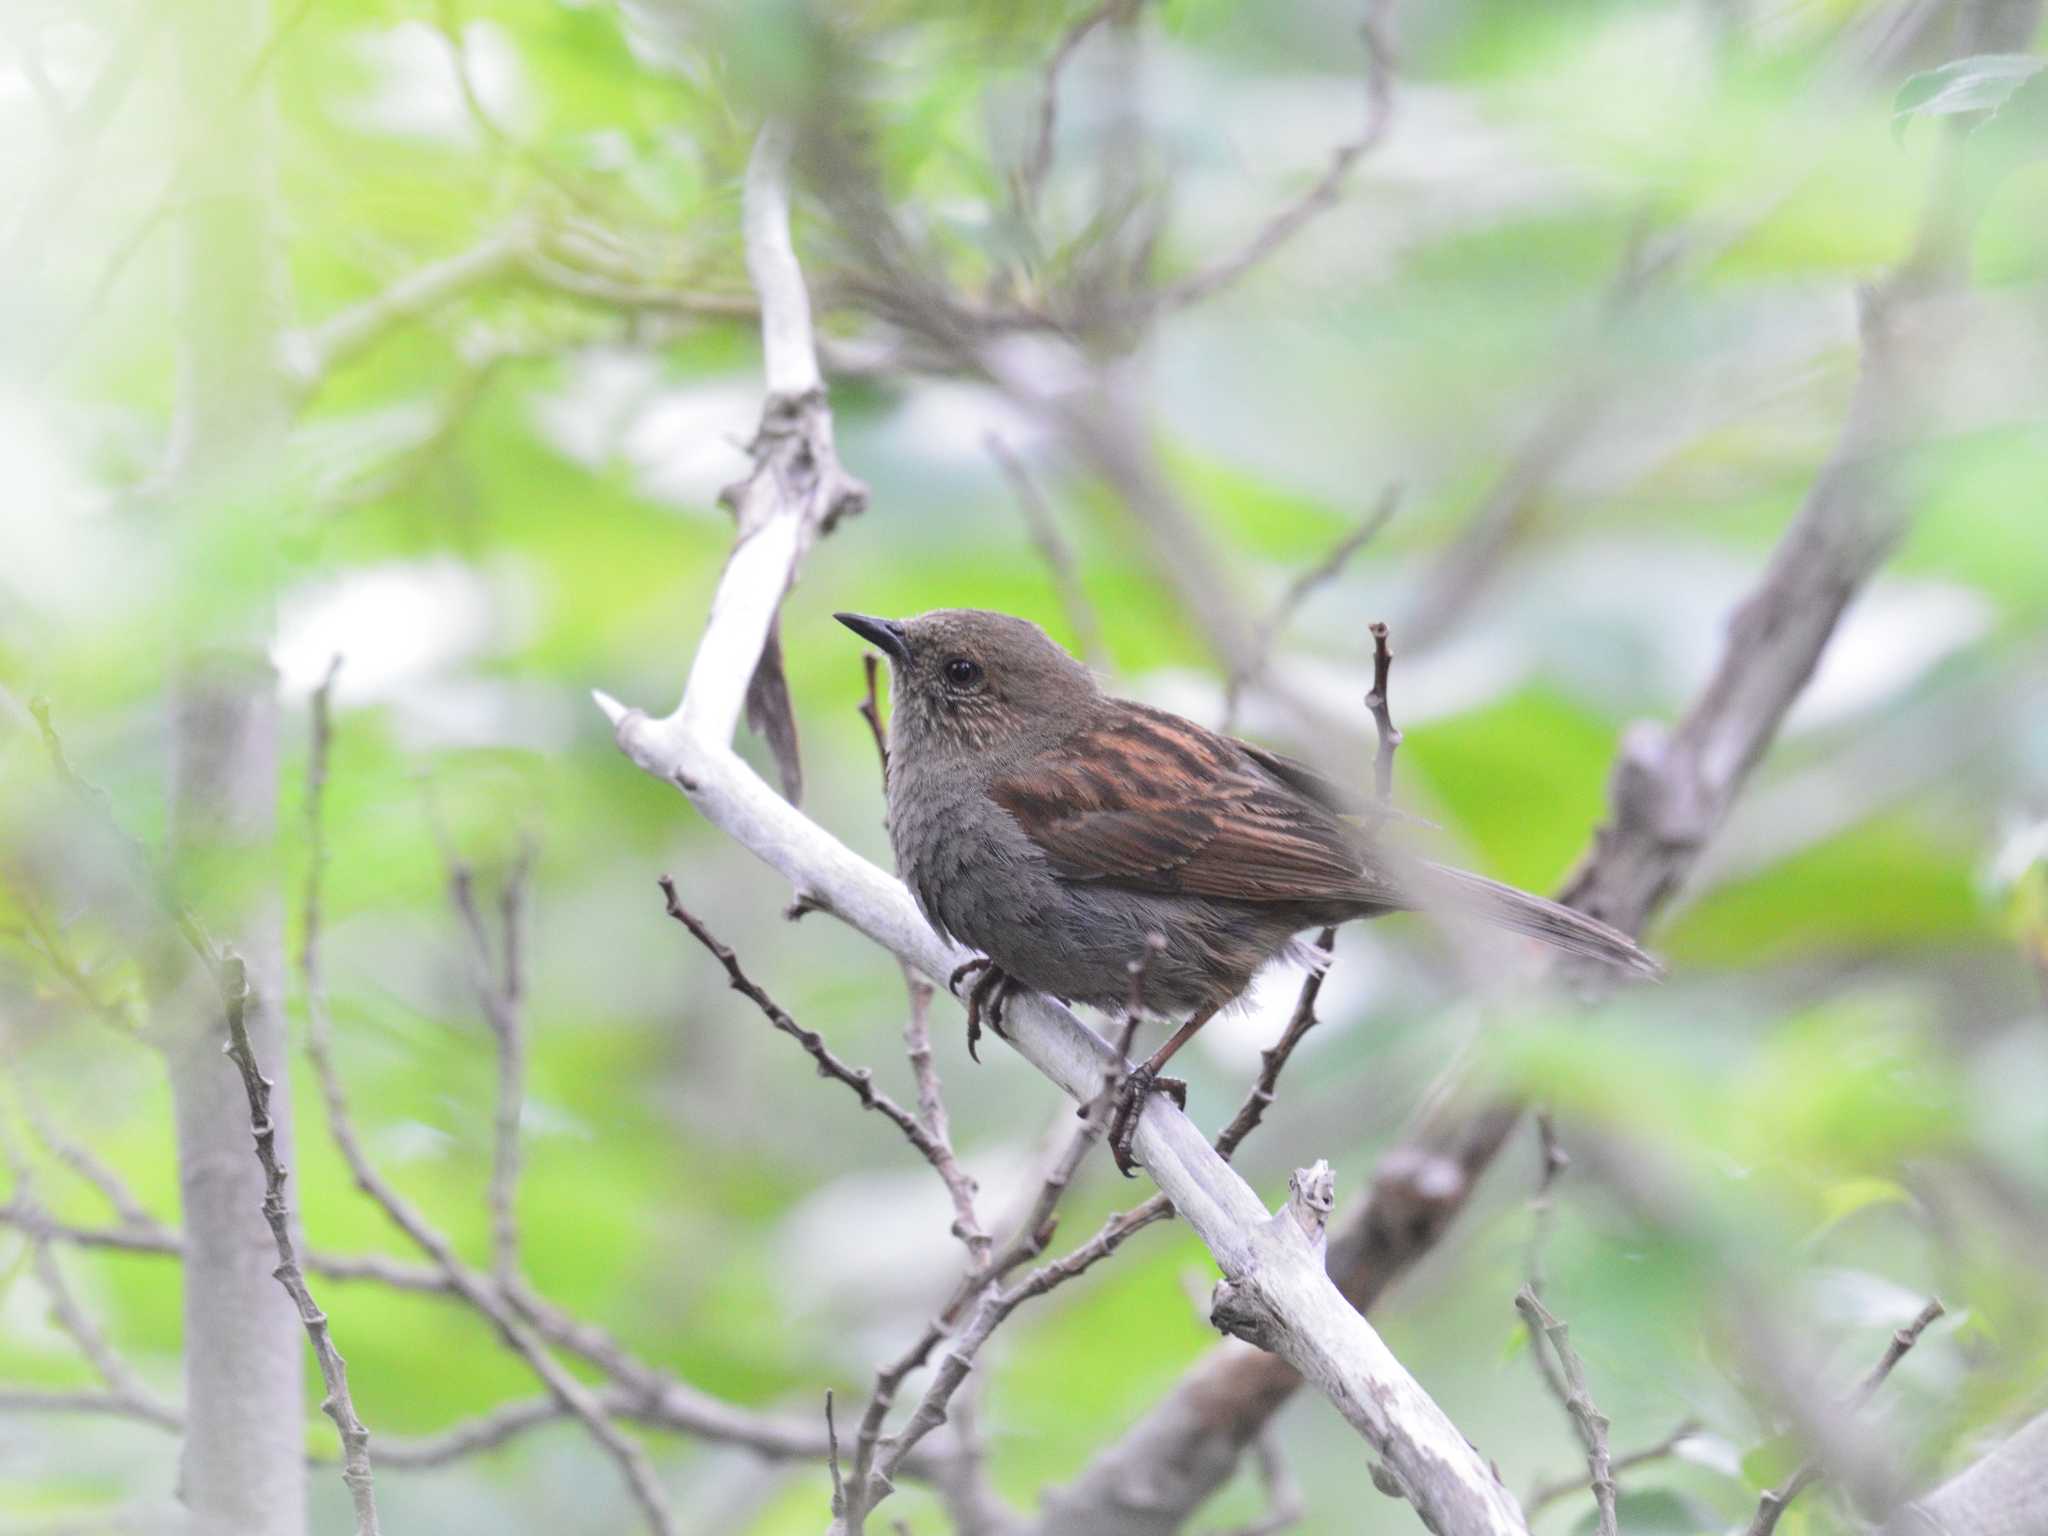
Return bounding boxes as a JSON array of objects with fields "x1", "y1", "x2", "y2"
[{"x1": 988, "y1": 713, "x2": 1399, "y2": 905}]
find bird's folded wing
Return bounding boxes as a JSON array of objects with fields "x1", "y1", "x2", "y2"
[{"x1": 988, "y1": 714, "x2": 1399, "y2": 906}]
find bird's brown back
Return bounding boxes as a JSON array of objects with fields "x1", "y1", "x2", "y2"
[{"x1": 987, "y1": 701, "x2": 1406, "y2": 914}]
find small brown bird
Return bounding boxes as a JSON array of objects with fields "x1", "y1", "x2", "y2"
[{"x1": 836, "y1": 608, "x2": 1658, "y2": 1172}]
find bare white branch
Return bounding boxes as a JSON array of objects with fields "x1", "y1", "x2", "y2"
[{"x1": 747, "y1": 119, "x2": 822, "y2": 399}]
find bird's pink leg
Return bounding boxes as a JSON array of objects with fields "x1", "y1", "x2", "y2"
[{"x1": 1107, "y1": 1003, "x2": 1217, "y2": 1176}]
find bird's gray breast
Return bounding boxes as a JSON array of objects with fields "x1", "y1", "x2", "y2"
[
  {"x1": 886, "y1": 753, "x2": 1052, "y2": 952},
  {"x1": 885, "y1": 751, "x2": 1241, "y2": 1013}
]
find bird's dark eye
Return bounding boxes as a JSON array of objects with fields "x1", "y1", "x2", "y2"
[{"x1": 942, "y1": 657, "x2": 982, "y2": 690}]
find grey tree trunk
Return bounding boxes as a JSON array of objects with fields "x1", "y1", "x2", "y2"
[
  {"x1": 164, "y1": 672, "x2": 303, "y2": 1536},
  {"x1": 159, "y1": 0, "x2": 305, "y2": 1529}
]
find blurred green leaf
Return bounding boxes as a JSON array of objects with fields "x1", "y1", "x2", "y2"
[{"x1": 1892, "y1": 54, "x2": 2046, "y2": 142}]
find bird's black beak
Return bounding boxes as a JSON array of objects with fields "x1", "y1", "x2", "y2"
[{"x1": 834, "y1": 612, "x2": 911, "y2": 664}]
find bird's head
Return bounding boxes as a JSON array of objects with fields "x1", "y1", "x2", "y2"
[{"x1": 834, "y1": 608, "x2": 1097, "y2": 758}]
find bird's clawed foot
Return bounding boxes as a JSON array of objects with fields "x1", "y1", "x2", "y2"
[
  {"x1": 1106, "y1": 1064, "x2": 1188, "y2": 1177},
  {"x1": 948, "y1": 957, "x2": 1020, "y2": 1063}
]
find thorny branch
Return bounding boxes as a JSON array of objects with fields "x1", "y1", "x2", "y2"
[
  {"x1": 1515, "y1": 1288, "x2": 1616, "y2": 1536},
  {"x1": 217, "y1": 953, "x2": 382, "y2": 1536}
]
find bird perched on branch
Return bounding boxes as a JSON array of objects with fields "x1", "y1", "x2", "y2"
[{"x1": 835, "y1": 608, "x2": 1659, "y2": 1173}]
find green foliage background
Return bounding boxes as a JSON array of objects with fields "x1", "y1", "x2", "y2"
[{"x1": 1, "y1": 1, "x2": 2045, "y2": 1532}]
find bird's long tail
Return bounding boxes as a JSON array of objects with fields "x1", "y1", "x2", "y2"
[{"x1": 1419, "y1": 862, "x2": 1664, "y2": 979}]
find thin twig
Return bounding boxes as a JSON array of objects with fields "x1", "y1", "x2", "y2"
[
  {"x1": 1, "y1": 1367, "x2": 870, "y2": 1475},
  {"x1": 1019, "y1": 0, "x2": 1137, "y2": 214},
  {"x1": 1365, "y1": 621, "x2": 1402, "y2": 803},
  {"x1": 828, "y1": 1389, "x2": 848, "y2": 1520},
  {"x1": 282, "y1": 225, "x2": 531, "y2": 391},
  {"x1": 0, "y1": 1387, "x2": 184, "y2": 1430},
  {"x1": 518, "y1": 245, "x2": 762, "y2": 319},
  {"x1": 15, "y1": 1090, "x2": 157, "y2": 1229},
  {"x1": 432, "y1": 0, "x2": 609, "y2": 218},
  {"x1": 871, "y1": 1195, "x2": 1168, "y2": 1507},
  {"x1": 218, "y1": 953, "x2": 382, "y2": 1535},
  {"x1": 425, "y1": 767, "x2": 534, "y2": 1291},
  {"x1": 1524, "y1": 1112, "x2": 1569, "y2": 1299},
  {"x1": 1212, "y1": 929, "x2": 1336, "y2": 1162},
  {"x1": 486, "y1": 843, "x2": 533, "y2": 1287},
  {"x1": 660, "y1": 880, "x2": 957, "y2": 1177},
  {"x1": 0, "y1": 1204, "x2": 448, "y2": 1288},
  {"x1": 1527, "y1": 1418, "x2": 1702, "y2": 1515},
  {"x1": 1224, "y1": 487, "x2": 1399, "y2": 731},
  {"x1": 1515, "y1": 1287, "x2": 1615, "y2": 1536},
  {"x1": 1747, "y1": 1299, "x2": 1946, "y2": 1536},
  {"x1": 902, "y1": 968, "x2": 991, "y2": 1269},
  {"x1": 985, "y1": 433, "x2": 1109, "y2": 669},
  {"x1": 1160, "y1": 0, "x2": 1397, "y2": 309},
  {"x1": 860, "y1": 653, "x2": 890, "y2": 780}
]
